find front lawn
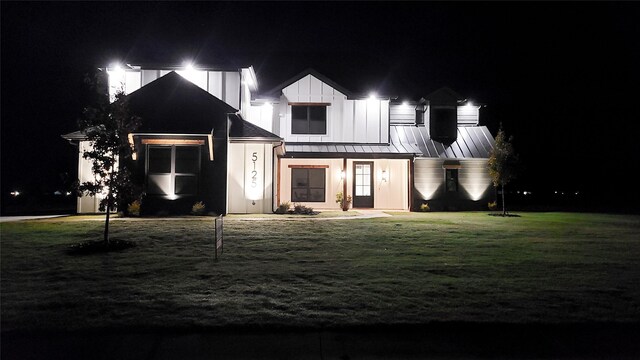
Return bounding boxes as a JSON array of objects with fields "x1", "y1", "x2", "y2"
[{"x1": 1, "y1": 212, "x2": 639, "y2": 331}]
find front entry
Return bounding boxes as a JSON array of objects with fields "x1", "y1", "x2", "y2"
[{"x1": 353, "y1": 161, "x2": 374, "y2": 208}]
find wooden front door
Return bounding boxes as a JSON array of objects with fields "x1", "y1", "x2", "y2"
[{"x1": 353, "y1": 161, "x2": 374, "y2": 208}]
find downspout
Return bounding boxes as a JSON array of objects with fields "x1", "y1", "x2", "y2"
[
  {"x1": 343, "y1": 158, "x2": 348, "y2": 210},
  {"x1": 409, "y1": 157, "x2": 414, "y2": 211},
  {"x1": 273, "y1": 141, "x2": 284, "y2": 211}
]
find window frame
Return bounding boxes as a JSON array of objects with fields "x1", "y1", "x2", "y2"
[
  {"x1": 291, "y1": 168, "x2": 326, "y2": 202},
  {"x1": 445, "y1": 168, "x2": 459, "y2": 193},
  {"x1": 146, "y1": 144, "x2": 201, "y2": 197},
  {"x1": 291, "y1": 105, "x2": 327, "y2": 135}
]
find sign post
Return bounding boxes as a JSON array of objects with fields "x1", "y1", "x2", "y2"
[{"x1": 215, "y1": 215, "x2": 223, "y2": 261}]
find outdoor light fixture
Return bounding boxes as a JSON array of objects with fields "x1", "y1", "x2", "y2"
[
  {"x1": 369, "y1": 92, "x2": 377, "y2": 100},
  {"x1": 10, "y1": 191, "x2": 20, "y2": 197},
  {"x1": 381, "y1": 170, "x2": 388, "y2": 182},
  {"x1": 340, "y1": 170, "x2": 346, "y2": 180},
  {"x1": 401, "y1": 101, "x2": 409, "y2": 107}
]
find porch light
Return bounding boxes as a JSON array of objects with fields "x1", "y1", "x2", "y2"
[
  {"x1": 340, "y1": 170, "x2": 346, "y2": 180},
  {"x1": 381, "y1": 170, "x2": 388, "y2": 182}
]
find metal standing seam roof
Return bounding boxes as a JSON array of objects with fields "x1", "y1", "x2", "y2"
[{"x1": 283, "y1": 125, "x2": 495, "y2": 158}]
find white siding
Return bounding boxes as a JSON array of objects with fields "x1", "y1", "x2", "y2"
[
  {"x1": 390, "y1": 103, "x2": 415, "y2": 124},
  {"x1": 76, "y1": 141, "x2": 118, "y2": 213},
  {"x1": 457, "y1": 105, "x2": 479, "y2": 126},
  {"x1": 109, "y1": 68, "x2": 246, "y2": 112},
  {"x1": 414, "y1": 159, "x2": 445, "y2": 201},
  {"x1": 414, "y1": 158, "x2": 492, "y2": 202},
  {"x1": 224, "y1": 71, "x2": 240, "y2": 110},
  {"x1": 278, "y1": 74, "x2": 390, "y2": 144},
  {"x1": 458, "y1": 159, "x2": 493, "y2": 201},
  {"x1": 227, "y1": 142, "x2": 274, "y2": 214}
]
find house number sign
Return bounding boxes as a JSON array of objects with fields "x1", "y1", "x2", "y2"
[{"x1": 251, "y1": 152, "x2": 258, "y2": 188}]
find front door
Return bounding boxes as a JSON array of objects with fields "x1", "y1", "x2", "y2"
[{"x1": 353, "y1": 161, "x2": 374, "y2": 208}]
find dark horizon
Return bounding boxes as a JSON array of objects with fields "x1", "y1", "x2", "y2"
[{"x1": 2, "y1": 2, "x2": 640, "y2": 214}]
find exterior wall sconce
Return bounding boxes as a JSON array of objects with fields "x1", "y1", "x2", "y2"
[
  {"x1": 381, "y1": 170, "x2": 388, "y2": 182},
  {"x1": 340, "y1": 170, "x2": 346, "y2": 180}
]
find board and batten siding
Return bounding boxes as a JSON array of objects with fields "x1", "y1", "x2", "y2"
[
  {"x1": 389, "y1": 104, "x2": 479, "y2": 126},
  {"x1": 278, "y1": 74, "x2": 390, "y2": 143},
  {"x1": 77, "y1": 141, "x2": 113, "y2": 213},
  {"x1": 111, "y1": 69, "x2": 243, "y2": 110},
  {"x1": 413, "y1": 158, "x2": 492, "y2": 202},
  {"x1": 227, "y1": 142, "x2": 274, "y2": 214}
]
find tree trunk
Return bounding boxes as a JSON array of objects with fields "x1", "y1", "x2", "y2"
[
  {"x1": 501, "y1": 184, "x2": 506, "y2": 216},
  {"x1": 103, "y1": 165, "x2": 114, "y2": 244}
]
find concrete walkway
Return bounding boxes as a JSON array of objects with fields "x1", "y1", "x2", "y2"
[{"x1": 1, "y1": 211, "x2": 396, "y2": 223}]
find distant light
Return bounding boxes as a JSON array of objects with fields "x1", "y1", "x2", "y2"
[
  {"x1": 10, "y1": 191, "x2": 20, "y2": 197},
  {"x1": 66, "y1": 191, "x2": 72, "y2": 196},
  {"x1": 523, "y1": 191, "x2": 529, "y2": 195},
  {"x1": 54, "y1": 191, "x2": 62, "y2": 196},
  {"x1": 575, "y1": 191, "x2": 579, "y2": 195},
  {"x1": 554, "y1": 191, "x2": 558, "y2": 194}
]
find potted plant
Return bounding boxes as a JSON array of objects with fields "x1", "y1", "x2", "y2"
[{"x1": 336, "y1": 191, "x2": 352, "y2": 211}]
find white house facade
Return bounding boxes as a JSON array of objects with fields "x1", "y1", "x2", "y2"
[{"x1": 63, "y1": 64, "x2": 495, "y2": 214}]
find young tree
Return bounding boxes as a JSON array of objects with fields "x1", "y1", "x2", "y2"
[
  {"x1": 488, "y1": 126, "x2": 519, "y2": 216},
  {"x1": 77, "y1": 73, "x2": 141, "y2": 243}
]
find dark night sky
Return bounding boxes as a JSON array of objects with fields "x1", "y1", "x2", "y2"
[{"x1": 2, "y1": 2, "x2": 640, "y2": 209}]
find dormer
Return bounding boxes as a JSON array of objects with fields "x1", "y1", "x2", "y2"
[{"x1": 425, "y1": 87, "x2": 463, "y2": 143}]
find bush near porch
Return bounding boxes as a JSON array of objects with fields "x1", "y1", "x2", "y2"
[{"x1": 1, "y1": 212, "x2": 639, "y2": 331}]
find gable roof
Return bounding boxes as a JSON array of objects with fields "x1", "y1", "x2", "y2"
[
  {"x1": 263, "y1": 68, "x2": 354, "y2": 98},
  {"x1": 127, "y1": 71, "x2": 238, "y2": 134},
  {"x1": 228, "y1": 114, "x2": 281, "y2": 140}
]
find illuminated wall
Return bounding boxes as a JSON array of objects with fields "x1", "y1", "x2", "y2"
[{"x1": 227, "y1": 142, "x2": 275, "y2": 214}]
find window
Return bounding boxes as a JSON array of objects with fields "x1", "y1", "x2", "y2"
[
  {"x1": 291, "y1": 105, "x2": 326, "y2": 134},
  {"x1": 445, "y1": 169, "x2": 458, "y2": 192},
  {"x1": 147, "y1": 145, "x2": 201, "y2": 196},
  {"x1": 291, "y1": 168, "x2": 325, "y2": 202}
]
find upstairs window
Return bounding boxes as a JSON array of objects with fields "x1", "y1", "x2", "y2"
[{"x1": 291, "y1": 105, "x2": 327, "y2": 134}]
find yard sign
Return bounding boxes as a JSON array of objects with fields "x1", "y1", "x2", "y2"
[{"x1": 215, "y1": 215, "x2": 223, "y2": 260}]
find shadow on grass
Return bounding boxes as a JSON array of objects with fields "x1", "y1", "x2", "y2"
[
  {"x1": 488, "y1": 213, "x2": 522, "y2": 217},
  {"x1": 67, "y1": 239, "x2": 136, "y2": 256}
]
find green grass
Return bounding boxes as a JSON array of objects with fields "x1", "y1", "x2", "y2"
[{"x1": 1, "y1": 212, "x2": 639, "y2": 331}]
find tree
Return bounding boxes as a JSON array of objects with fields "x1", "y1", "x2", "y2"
[
  {"x1": 77, "y1": 73, "x2": 141, "y2": 243},
  {"x1": 488, "y1": 126, "x2": 519, "y2": 216}
]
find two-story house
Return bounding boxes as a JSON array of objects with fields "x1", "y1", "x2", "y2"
[{"x1": 62, "y1": 64, "x2": 495, "y2": 214}]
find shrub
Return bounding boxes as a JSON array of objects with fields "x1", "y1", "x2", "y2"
[
  {"x1": 293, "y1": 203, "x2": 317, "y2": 215},
  {"x1": 127, "y1": 200, "x2": 141, "y2": 217},
  {"x1": 336, "y1": 191, "x2": 352, "y2": 210},
  {"x1": 274, "y1": 201, "x2": 291, "y2": 214},
  {"x1": 419, "y1": 202, "x2": 430, "y2": 212},
  {"x1": 191, "y1": 201, "x2": 206, "y2": 215},
  {"x1": 488, "y1": 201, "x2": 498, "y2": 211}
]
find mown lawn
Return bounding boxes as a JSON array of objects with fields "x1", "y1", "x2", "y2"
[{"x1": 1, "y1": 212, "x2": 639, "y2": 331}]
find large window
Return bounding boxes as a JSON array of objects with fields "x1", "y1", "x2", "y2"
[
  {"x1": 291, "y1": 105, "x2": 327, "y2": 134},
  {"x1": 147, "y1": 145, "x2": 201, "y2": 196},
  {"x1": 291, "y1": 168, "x2": 326, "y2": 202},
  {"x1": 445, "y1": 169, "x2": 458, "y2": 192}
]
